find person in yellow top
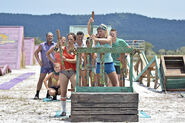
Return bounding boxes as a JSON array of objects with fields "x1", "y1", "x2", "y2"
[{"x1": 43, "y1": 63, "x2": 61, "y2": 100}]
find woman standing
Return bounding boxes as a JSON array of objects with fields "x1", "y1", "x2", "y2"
[{"x1": 88, "y1": 18, "x2": 119, "y2": 87}]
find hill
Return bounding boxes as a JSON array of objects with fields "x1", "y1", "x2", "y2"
[{"x1": 0, "y1": 13, "x2": 185, "y2": 51}]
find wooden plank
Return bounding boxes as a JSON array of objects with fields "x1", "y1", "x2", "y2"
[
  {"x1": 71, "y1": 92, "x2": 138, "y2": 103},
  {"x1": 71, "y1": 102, "x2": 138, "y2": 108},
  {"x1": 135, "y1": 56, "x2": 156, "y2": 81},
  {"x1": 75, "y1": 86, "x2": 133, "y2": 92},
  {"x1": 79, "y1": 53, "x2": 82, "y2": 87},
  {"x1": 71, "y1": 114, "x2": 138, "y2": 122},
  {"x1": 72, "y1": 108, "x2": 138, "y2": 115},
  {"x1": 77, "y1": 47, "x2": 134, "y2": 53}
]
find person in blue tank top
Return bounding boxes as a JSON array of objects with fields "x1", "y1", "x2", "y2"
[
  {"x1": 88, "y1": 18, "x2": 119, "y2": 86},
  {"x1": 34, "y1": 32, "x2": 56, "y2": 99}
]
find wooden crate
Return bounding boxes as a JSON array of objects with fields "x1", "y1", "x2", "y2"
[
  {"x1": 160, "y1": 55, "x2": 185, "y2": 91},
  {"x1": 71, "y1": 92, "x2": 138, "y2": 122}
]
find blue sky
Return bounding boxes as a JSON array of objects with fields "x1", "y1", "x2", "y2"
[{"x1": 1, "y1": 0, "x2": 185, "y2": 20}]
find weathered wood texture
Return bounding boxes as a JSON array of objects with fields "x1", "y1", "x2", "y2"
[
  {"x1": 135, "y1": 56, "x2": 162, "y2": 89},
  {"x1": 24, "y1": 37, "x2": 35, "y2": 65},
  {"x1": 160, "y1": 55, "x2": 185, "y2": 91},
  {"x1": 71, "y1": 92, "x2": 138, "y2": 122},
  {"x1": 0, "y1": 26, "x2": 25, "y2": 69}
]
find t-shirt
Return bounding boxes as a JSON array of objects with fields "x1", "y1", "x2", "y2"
[
  {"x1": 55, "y1": 47, "x2": 76, "y2": 71},
  {"x1": 112, "y1": 38, "x2": 128, "y2": 66}
]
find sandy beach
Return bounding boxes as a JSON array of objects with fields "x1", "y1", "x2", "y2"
[{"x1": 0, "y1": 65, "x2": 185, "y2": 123}]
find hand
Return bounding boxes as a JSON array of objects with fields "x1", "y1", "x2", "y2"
[
  {"x1": 39, "y1": 61, "x2": 43, "y2": 66},
  {"x1": 62, "y1": 56, "x2": 67, "y2": 61},
  {"x1": 88, "y1": 17, "x2": 94, "y2": 24},
  {"x1": 91, "y1": 34, "x2": 97, "y2": 42}
]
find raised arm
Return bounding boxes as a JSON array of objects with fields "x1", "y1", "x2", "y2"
[
  {"x1": 88, "y1": 17, "x2": 94, "y2": 36},
  {"x1": 34, "y1": 44, "x2": 42, "y2": 66}
]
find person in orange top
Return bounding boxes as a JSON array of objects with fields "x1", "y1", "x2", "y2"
[
  {"x1": 59, "y1": 33, "x2": 77, "y2": 116},
  {"x1": 47, "y1": 33, "x2": 77, "y2": 116}
]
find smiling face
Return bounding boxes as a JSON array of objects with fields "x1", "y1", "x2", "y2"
[
  {"x1": 54, "y1": 63, "x2": 60, "y2": 73},
  {"x1": 60, "y1": 36, "x2": 66, "y2": 46},
  {"x1": 46, "y1": 33, "x2": 53, "y2": 42},
  {"x1": 67, "y1": 33, "x2": 76, "y2": 46}
]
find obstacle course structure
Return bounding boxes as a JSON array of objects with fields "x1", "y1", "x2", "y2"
[
  {"x1": 24, "y1": 37, "x2": 35, "y2": 65},
  {"x1": 71, "y1": 46, "x2": 139, "y2": 122},
  {"x1": 160, "y1": 55, "x2": 185, "y2": 91},
  {"x1": 0, "y1": 26, "x2": 25, "y2": 69}
]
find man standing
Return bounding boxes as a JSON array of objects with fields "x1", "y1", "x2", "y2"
[
  {"x1": 110, "y1": 29, "x2": 130, "y2": 86},
  {"x1": 75, "y1": 31, "x2": 84, "y2": 48},
  {"x1": 34, "y1": 32, "x2": 56, "y2": 99}
]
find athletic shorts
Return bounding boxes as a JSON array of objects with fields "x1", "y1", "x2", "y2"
[
  {"x1": 40, "y1": 66, "x2": 54, "y2": 74},
  {"x1": 96, "y1": 62, "x2": 115, "y2": 74},
  {"x1": 60, "y1": 70, "x2": 76, "y2": 79}
]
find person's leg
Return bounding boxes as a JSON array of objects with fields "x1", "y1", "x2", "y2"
[
  {"x1": 107, "y1": 72, "x2": 119, "y2": 86},
  {"x1": 60, "y1": 72, "x2": 69, "y2": 115},
  {"x1": 69, "y1": 72, "x2": 76, "y2": 89},
  {"x1": 34, "y1": 73, "x2": 47, "y2": 99},
  {"x1": 48, "y1": 88, "x2": 57, "y2": 96},
  {"x1": 105, "y1": 63, "x2": 119, "y2": 87}
]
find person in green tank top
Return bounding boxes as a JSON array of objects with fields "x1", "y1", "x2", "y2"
[{"x1": 110, "y1": 29, "x2": 131, "y2": 86}]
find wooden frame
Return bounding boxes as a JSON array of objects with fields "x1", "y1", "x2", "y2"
[
  {"x1": 160, "y1": 55, "x2": 185, "y2": 91},
  {"x1": 76, "y1": 47, "x2": 134, "y2": 92},
  {"x1": 135, "y1": 56, "x2": 162, "y2": 89}
]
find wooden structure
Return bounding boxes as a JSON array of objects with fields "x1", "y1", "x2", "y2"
[
  {"x1": 160, "y1": 55, "x2": 185, "y2": 91},
  {"x1": 0, "y1": 26, "x2": 25, "y2": 69},
  {"x1": 135, "y1": 56, "x2": 162, "y2": 89},
  {"x1": 71, "y1": 46, "x2": 139, "y2": 122},
  {"x1": 0, "y1": 65, "x2": 11, "y2": 76},
  {"x1": 24, "y1": 37, "x2": 35, "y2": 65}
]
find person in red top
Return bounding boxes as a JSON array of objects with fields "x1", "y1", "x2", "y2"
[{"x1": 48, "y1": 33, "x2": 77, "y2": 116}]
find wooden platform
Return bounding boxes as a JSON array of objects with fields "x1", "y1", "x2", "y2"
[
  {"x1": 160, "y1": 55, "x2": 185, "y2": 91},
  {"x1": 71, "y1": 92, "x2": 138, "y2": 122}
]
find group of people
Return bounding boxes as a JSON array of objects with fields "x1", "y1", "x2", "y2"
[{"x1": 33, "y1": 17, "x2": 130, "y2": 116}]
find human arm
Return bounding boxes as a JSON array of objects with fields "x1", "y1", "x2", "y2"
[
  {"x1": 62, "y1": 55, "x2": 77, "y2": 63},
  {"x1": 92, "y1": 35, "x2": 112, "y2": 45},
  {"x1": 34, "y1": 44, "x2": 43, "y2": 66},
  {"x1": 43, "y1": 72, "x2": 53, "y2": 90},
  {"x1": 46, "y1": 47, "x2": 56, "y2": 64}
]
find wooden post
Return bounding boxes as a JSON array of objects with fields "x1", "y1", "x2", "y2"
[
  {"x1": 56, "y1": 29, "x2": 64, "y2": 69},
  {"x1": 79, "y1": 53, "x2": 82, "y2": 87},
  {"x1": 120, "y1": 53, "x2": 125, "y2": 87},
  {"x1": 84, "y1": 53, "x2": 87, "y2": 86},
  {"x1": 154, "y1": 65, "x2": 158, "y2": 89},
  {"x1": 100, "y1": 53, "x2": 105, "y2": 86},
  {"x1": 147, "y1": 69, "x2": 151, "y2": 87}
]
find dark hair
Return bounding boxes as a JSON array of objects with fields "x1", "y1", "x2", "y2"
[
  {"x1": 67, "y1": 33, "x2": 76, "y2": 41},
  {"x1": 77, "y1": 31, "x2": 84, "y2": 36},
  {"x1": 86, "y1": 37, "x2": 90, "y2": 44},
  {"x1": 110, "y1": 29, "x2": 117, "y2": 32}
]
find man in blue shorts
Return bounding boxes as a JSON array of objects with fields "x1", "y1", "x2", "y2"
[{"x1": 34, "y1": 32, "x2": 56, "y2": 99}]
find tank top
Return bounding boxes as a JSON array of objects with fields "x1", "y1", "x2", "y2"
[
  {"x1": 96, "y1": 42, "x2": 113, "y2": 63},
  {"x1": 55, "y1": 47, "x2": 76, "y2": 71}
]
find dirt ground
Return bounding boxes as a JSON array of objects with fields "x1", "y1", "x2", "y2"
[{"x1": 0, "y1": 65, "x2": 185, "y2": 123}]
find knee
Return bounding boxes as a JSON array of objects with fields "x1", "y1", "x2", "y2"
[{"x1": 49, "y1": 89, "x2": 56, "y2": 96}]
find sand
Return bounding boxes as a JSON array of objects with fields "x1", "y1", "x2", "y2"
[{"x1": 0, "y1": 65, "x2": 185, "y2": 123}]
